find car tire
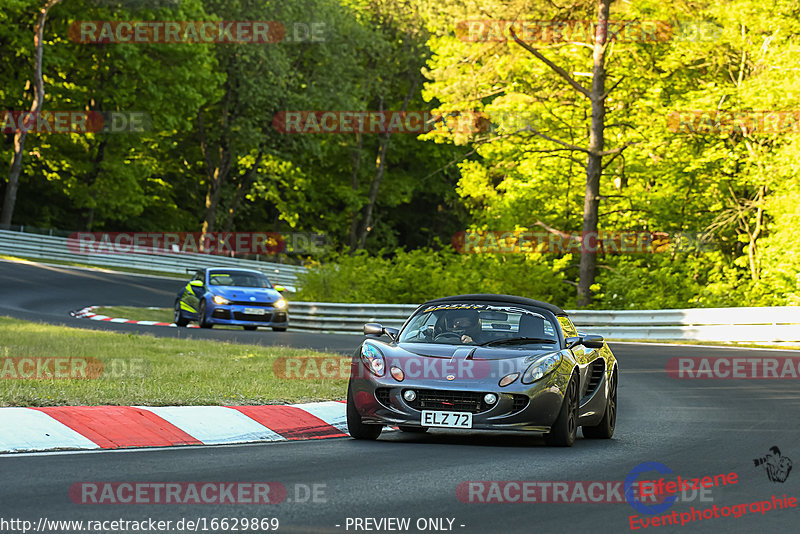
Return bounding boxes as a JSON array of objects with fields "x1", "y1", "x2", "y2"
[
  {"x1": 198, "y1": 300, "x2": 212, "y2": 329},
  {"x1": 346, "y1": 384, "x2": 382, "y2": 440},
  {"x1": 243, "y1": 325, "x2": 258, "y2": 331},
  {"x1": 398, "y1": 426, "x2": 428, "y2": 433},
  {"x1": 174, "y1": 301, "x2": 189, "y2": 327},
  {"x1": 272, "y1": 326, "x2": 287, "y2": 332},
  {"x1": 544, "y1": 374, "x2": 578, "y2": 447},
  {"x1": 582, "y1": 370, "x2": 616, "y2": 439}
]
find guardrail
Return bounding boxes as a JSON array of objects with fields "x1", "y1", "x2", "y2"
[
  {"x1": 289, "y1": 302, "x2": 800, "y2": 343},
  {"x1": 0, "y1": 229, "x2": 305, "y2": 290}
]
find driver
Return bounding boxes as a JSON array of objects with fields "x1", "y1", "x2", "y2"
[{"x1": 446, "y1": 309, "x2": 482, "y2": 344}]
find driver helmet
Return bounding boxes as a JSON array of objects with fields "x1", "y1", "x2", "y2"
[{"x1": 446, "y1": 309, "x2": 480, "y2": 334}]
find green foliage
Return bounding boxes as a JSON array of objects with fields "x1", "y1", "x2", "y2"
[{"x1": 295, "y1": 248, "x2": 572, "y2": 305}]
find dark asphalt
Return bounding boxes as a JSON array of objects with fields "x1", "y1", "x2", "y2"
[
  {"x1": 1, "y1": 258, "x2": 799, "y2": 533},
  {"x1": 0, "y1": 259, "x2": 363, "y2": 353}
]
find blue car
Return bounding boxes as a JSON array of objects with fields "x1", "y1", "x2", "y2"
[{"x1": 174, "y1": 268, "x2": 289, "y2": 331}]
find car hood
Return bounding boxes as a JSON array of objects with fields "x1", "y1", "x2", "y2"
[
  {"x1": 364, "y1": 342, "x2": 560, "y2": 381},
  {"x1": 209, "y1": 287, "x2": 282, "y2": 302},
  {"x1": 396, "y1": 342, "x2": 555, "y2": 361}
]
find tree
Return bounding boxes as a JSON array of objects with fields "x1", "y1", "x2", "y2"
[{"x1": 2, "y1": 0, "x2": 62, "y2": 226}]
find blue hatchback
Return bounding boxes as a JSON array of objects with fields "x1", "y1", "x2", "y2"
[{"x1": 174, "y1": 268, "x2": 289, "y2": 331}]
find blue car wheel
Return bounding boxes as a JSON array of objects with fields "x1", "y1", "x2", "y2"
[
  {"x1": 174, "y1": 300, "x2": 189, "y2": 327},
  {"x1": 198, "y1": 300, "x2": 212, "y2": 329}
]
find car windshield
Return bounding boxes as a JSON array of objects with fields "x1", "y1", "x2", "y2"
[
  {"x1": 398, "y1": 303, "x2": 559, "y2": 347},
  {"x1": 208, "y1": 270, "x2": 272, "y2": 288}
]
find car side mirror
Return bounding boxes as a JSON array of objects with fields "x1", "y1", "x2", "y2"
[
  {"x1": 363, "y1": 323, "x2": 399, "y2": 341},
  {"x1": 189, "y1": 280, "x2": 204, "y2": 288},
  {"x1": 566, "y1": 334, "x2": 605, "y2": 349},
  {"x1": 582, "y1": 334, "x2": 605, "y2": 349},
  {"x1": 273, "y1": 285, "x2": 285, "y2": 292}
]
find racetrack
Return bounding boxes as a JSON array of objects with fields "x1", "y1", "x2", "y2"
[{"x1": 1, "y1": 258, "x2": 799, "y2": 533}]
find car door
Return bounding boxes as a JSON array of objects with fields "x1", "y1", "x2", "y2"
[
  {"x1": 557, "y1": 316, "x2": 595, "y2": 399},
  {"x1": 182, "y1": 271, "x2": 205, "y2": 312}
]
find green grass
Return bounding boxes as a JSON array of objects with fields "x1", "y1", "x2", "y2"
[
  {"x1": 0, "y1": 316, "x2": 349, "y2": 407},
  {"x1": 95, "y1": 306, "x2": 173, "y2": 323}
]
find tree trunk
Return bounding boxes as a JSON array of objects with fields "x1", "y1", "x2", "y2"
[
  {"x1": 357, "y1": 132, "x2": 390, "y2": 249},
  {"x1": 222, "y1": 150, "x2": 263, "y2": 233},
  {"x1": 577, "y1": 0, "x2": 610, "y2": 307},
  {"x1": 197, "y1": 105, "x2": 232, "y2": 248},
  {"x1": 348, "y1": 133, "x2": 363, "y2": 251},
  {"x1": 1, "y1": 0, "x2": 62, "y2": 226}
]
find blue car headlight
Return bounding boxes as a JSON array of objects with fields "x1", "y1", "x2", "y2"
[
  {"x1": 360, "y1": 343, "x2": 385, "y2": 377},
  {"x1": 213, "y1": 295, "x2": 231, "y2": 305},
  {"x1": 521, "y1": 352, "x2": 562, "y2": 384}
]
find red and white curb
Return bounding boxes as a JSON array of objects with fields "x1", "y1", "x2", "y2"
[
  {"x1": 70, "y1": 305, "x2": 198, "y2": 328},
  {"x1": 0, "y1": 401, "x2": 349, "y2": 453}
]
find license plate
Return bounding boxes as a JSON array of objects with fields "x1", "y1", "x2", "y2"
[
  {"x1": 421, "y1": 410, "x2": 472, "y2": 429},
  {"x1": 243, "y1": 307, "x2": 266, "y2": 315}
]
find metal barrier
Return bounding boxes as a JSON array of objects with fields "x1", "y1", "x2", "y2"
[
  {"x1": 288, "y1": 302, "x2": 800, "y2": 343},
  {"x1": 0, "y1": 229, "x2": 305, "y2": 290},
  {"x1": 3, "y1": 228, "x2": 797, "y2": 343}
]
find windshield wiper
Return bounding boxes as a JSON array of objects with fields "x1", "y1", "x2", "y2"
[{"x1": 479, "y1": 337, "x2": 557, "y2": 347}]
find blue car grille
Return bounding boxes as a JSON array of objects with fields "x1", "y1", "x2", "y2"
[{"x1": 233, "y1": 311, "x2": 273, "y2": 322}]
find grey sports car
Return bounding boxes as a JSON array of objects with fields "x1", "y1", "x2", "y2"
[{"x1": 346, "y1": 294, "x2": 618, "y2": 446}]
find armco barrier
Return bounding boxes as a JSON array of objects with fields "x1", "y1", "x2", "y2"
[
  {"x1": 0, "y1": 229, "x2": 305, "y2": 290},
  {"x1": 288, "y1": 302, "x2": 800, "y2": 343}
]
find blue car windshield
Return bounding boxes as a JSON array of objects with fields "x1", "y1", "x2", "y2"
[
  {"x1": 398, "y1": 303, "x2": 559, "y2": 347},
  {"x1": 208, "y1": 271, "x2": 272, "y2": 288}
]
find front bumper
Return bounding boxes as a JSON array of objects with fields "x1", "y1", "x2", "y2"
[
  {"x1": 207, "y1": 304, "x2": 289, "y2": 327},
  {"x1": 348, "y1": 364, "x2": 570, "y2": 433}
]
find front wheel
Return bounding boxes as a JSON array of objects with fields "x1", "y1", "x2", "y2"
[
  {"x1": 346, "y1": 384, "x2": 382, "y2": 440},
  {"x1": 174, "y1": 301, "x2": 189, "y2": 327},
  {"x1": 544, "y1": 374, "x2": 578, "y2": 447},
  {"x1": 198, "y1": 300, "x2": 212, "y2": 328},
  {"x1": 272, "y1": 326, "x2": 287, "y2": 332},
  {"x1": 582, "y1": 370, "x2": 616, "y2": 439},
  {"x1": 243, "y1": 325, "x2": 258, "y2": 331}
]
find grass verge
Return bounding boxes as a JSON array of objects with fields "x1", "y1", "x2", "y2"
[
  {"x1": 0, "y1": 316, "x2": 349, "y2": 407},
  {"x1": 95, "y1": 306, "x2": 173, "y2": 323}
]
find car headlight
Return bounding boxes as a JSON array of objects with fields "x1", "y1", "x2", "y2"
[
  {"x1": 212, "y1": 295, "x2": 231, "y2": 305},
  {"x1": 521, "y1": 352, "x2": 562, "y2": 384},
  {"x1": 360, "y1": 343, "x2": 385, "y2": 377},
  {"x1": 273, "y1": 298, "x2": 287, "y2": 309}
]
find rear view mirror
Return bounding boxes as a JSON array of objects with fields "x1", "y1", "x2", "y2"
[
  {"x1": 189, "y1": 280, "x2": 203, "y2": 287},
  {"x1": 582, "y1": 334, "x2": 605, "y2": 349},
  {"x1": 364, "y1": 323, "x2": 384, "y2": 336},
  {"x1": 274, "y1": 285, "x2": 286, "y2": 292},
  {"x1": 363, "y1": 323, "x2": 399, "y2": 341},
  {"x1": 566, "y1": 334, "x2": 605, "y2": 349}
]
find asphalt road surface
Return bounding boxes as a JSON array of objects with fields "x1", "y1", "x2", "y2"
[{"x1": 1, "y1": 258, "x2": 799, "y2": 533}]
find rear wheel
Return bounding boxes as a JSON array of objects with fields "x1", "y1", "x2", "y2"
[
  {"x1": 398, "y1": 426, "x2": 428, "y2": 433},
  {"x1": 272, "y1": 326, "x2": 287, "y2": 332},
  {"x1": 582, "y1": 370, "x2": 617, "y2": 439},
  {"x1": 174, "y1": 301, "x2": 189, "y2": 327},
  {"x1": 544, "y1": 374, "x2": 578, "y2": 447},
  {"x1": 198, "y1": 300, "x2": 212, "y2": 329},
  {"x1": 346, "y1": 384, "x2": 382, "y2": 440}
]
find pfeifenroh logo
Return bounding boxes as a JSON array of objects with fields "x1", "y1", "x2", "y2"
[{"x1": 754, "y1": 447, "x2": 793, "y2": 483}]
